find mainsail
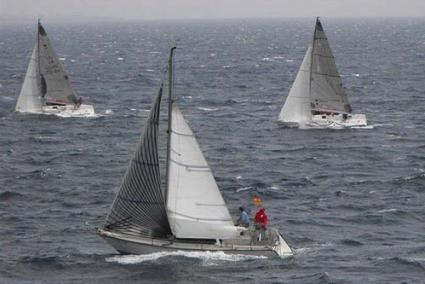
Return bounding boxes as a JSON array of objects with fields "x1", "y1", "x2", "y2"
[
  {"x1": 166, "y1": 105, "x2": 239, "y2": 239},
  {"x1": 103, "y1": 85, "x2": 172, "y2": 238},
  {"x1": 279, "y1": 45, "x2": 312, "y2": 123},
  {"x1": 37, "y1": 23, "x2": 78, "y2": 104},
  {"x1": 310, "y1": 18, "x2": 352, "y2": 113},
  {"x1": 16, "y1": 44, "x2": 42, "y2": 112}
]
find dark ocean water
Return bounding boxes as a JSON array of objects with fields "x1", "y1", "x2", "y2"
[{"x1": 1, "y1": 18, "x2": 425, "y2": 283}]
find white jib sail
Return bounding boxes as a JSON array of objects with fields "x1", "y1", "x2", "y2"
[
  {"x1": 16, "y1": 44, "x2": 42, "y2": 113},
  {"x1": 279, "y1": 45, "x2": 312, "y2": 124},
  {"x1": 38, "y1": 25, "x2": 78, "y2": 104},
  {"x1": 167, "y1": 105, "x2": 239, "y2": 239}
]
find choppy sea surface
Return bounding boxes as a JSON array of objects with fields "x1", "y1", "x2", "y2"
[{"x1": 0, "y1": 18, "x2": 424, "y2": 283}]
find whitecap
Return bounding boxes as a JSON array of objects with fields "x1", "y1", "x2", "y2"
[
  {"x1": 377, "y1": 208, "x2": 398, "y2": 213},
  {"x1": 235, "y1": 175, "x2": 242, "y2": 180},
  {"x1": 59, "y1": 57, "x2": 66, "y2": 61},
  {"x1": 285, "y1": 59, "x2": 294, "y2": 62},
  {"x1": 105, "y1": 250, "x2": 266, "y2": 266},
  {"x1": 105, "y1": 109, "x2": 114, "y2": 115},
  {"x1": 261, "y1": 57, "x2": 274, "y2": 62},
  {"x1": 117, "y1": 57, "x2": 124, "y2": 61},
  {"x1": 197, "y1": 107, "x2": 218, "y2": 112},
  {"x1": 236, "y1": 186, "x2": 252, "y2": 193}
]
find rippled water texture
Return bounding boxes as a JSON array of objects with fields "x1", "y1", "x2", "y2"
[{"x1": 1, "y1": 18, "x2": 425, "y2": 283}]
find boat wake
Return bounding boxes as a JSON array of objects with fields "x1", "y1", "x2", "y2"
[
  {"x1": 52, "y1": 112, "x2": 101, "y2": 118},
  {"x1": 105, "y1": 250, "x2": 267, "y2": 266}
]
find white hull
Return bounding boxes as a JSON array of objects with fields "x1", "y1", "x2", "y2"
[
  {"x1": 17, "y1": 104, "x2": 95, "y2": 117},
  {"x1": 42, "y1": 104, "x2": 95, "y2": 117},
  {"x1": 280, "y1": 113, "x2": 367, "y2": 129},
  {"x1": 99, "y1": 228, "x2": 292, "y2": 258},
  {"x1": 310, "y1": 113, "x2": 367, "y2": 128}
]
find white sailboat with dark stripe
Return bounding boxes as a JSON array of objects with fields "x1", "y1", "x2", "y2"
[
  {"x1": 16, "y1": 21, "x2": 94, "y2": 117},
  {"x1": 279, "y1": 18, "x2": 367, "y2": 128},
  {"x1": 99, "y1": 47, "x2": 292, "y2": 257}
]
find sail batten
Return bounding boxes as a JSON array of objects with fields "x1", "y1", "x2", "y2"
[{"x1": 104, "y1": 85, "x2": 171, "y2": 238}]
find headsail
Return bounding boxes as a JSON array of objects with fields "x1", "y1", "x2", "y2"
[
  {"x1": 16, "y1": 43, "x2": 42, "y2": 112},
  {"x1": 103, "y1": 85, "x2": 171, "y2": 238},
  {"x1": 279, "y1": 45, "x2": 312, "y2": 123},
  {"x1": 166, "y1": 105, "x2": 239, "y2": 239},
  {"x1": 310, "y1": 18, "x2": 352, "y2": 113},
  {"x1": 37, "y1": 23, "x2": 78, "y2": 104}
]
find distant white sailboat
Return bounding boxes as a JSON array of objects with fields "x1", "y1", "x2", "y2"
[
  {"x1": 279, "y1": 18, "x2": 367, "y2": 128},
  {"x1": 15, "y1": 21, "x2": 94, "y2": 117},
  {"x1": 99, "y1": 47, "x2": 292, "y2": 258}
]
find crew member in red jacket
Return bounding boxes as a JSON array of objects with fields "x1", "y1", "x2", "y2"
[{"x1": 255, "y1": 208, "x2": 268, "y2": 229}]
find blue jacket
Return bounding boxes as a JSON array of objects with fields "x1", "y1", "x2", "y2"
[{"x1": 238, "y1": 211, "x2": 250, "y2": 226}]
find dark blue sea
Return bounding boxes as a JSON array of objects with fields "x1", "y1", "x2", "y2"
[{"x1": 0, "y1": 18, "x2": 424, "y2": 283}]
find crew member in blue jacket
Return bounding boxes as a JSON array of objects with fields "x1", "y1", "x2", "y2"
[{"x1": 236, "y1": 206, "x2": 250, "y2": 227}]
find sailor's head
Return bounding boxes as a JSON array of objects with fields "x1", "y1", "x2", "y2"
[{"x1": 239, "y1": 206, "x2": 244, "y2": 212}]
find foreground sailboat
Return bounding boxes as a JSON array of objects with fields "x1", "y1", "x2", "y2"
[
  {"x1": 99, "y1": 47, "x2": 292, "y2": 257},
  {"x1": 15, "y1": 21, "x2": 94, "y2": 117},
  {"x1": 279, "y1": 18, "x2": 366, "y2": 128}
]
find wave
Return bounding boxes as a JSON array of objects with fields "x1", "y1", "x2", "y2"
[
  {"x1": 105, "y1": 250, "x2": 266, "y2": 266},
  {"x1": 0, "y1": 191, "x2": 23, "y2": 201}
]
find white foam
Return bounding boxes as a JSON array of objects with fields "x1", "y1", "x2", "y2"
[
  {"x1": 236, "y1": 186, "x2": 252, "y2": 192},
  {"x1": 59, "y1": 57, "x2": 66, "y2": 61},
  {"x1": 54, "y1": 112, "x2": 100, "y2": 118},
  {"x1": 197, "y1": 107, "x2": 218, "y2": 112},
  {"x1": 117, "y1": 57, "x2": 124, "y2": 61},
  {"x1": 351, "y1": 125, "x2": 374, "y2": 129},
  {"x1": 261, "y1": 57, "x2": 275, "y2": 62},
  {"x1": 105, "y1": 109, "x2": 114, "y2": 115},
  {"x1": 105, "y1": 250, "x2": 266, "y2": 266},
  {"x1": 377, "y1": 208, "x2": 398, "y2": 213}
]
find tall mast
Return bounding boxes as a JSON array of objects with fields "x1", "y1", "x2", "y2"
[
  {"x1": 309, "y1": 17, "x2": 319, "y2": 112},
  {"x1": 37, "y1": 19, "x2": 41, "y2": 82},
  {"x1": 165, "y1": 46, "x2": 176, "y2": 205}
]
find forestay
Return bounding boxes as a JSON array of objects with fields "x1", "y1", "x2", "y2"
[
  {"x1": 167, "y1": 105, "x2": 239, "y2": 239},
  {"x1": 38, "y1": 23, "x2": 78, "y2": 104},
  {"x1": 104, "y1": 85, "x2": 172, "y2": 238},
  {"x1": 310, "y1": 18, "x2": 352, "y2": 113},
  {"x1": 279, "y1": 45, "x2": 312, "y2": 123},
  {"x1": 16, "y1": 44, "x2": 42, "y2": 113}
]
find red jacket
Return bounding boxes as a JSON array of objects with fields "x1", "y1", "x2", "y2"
[{"x1": 255, "y1": 208, "x2": 268, "y2": 227}]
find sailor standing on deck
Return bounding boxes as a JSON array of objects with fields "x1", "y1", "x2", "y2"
[{"x1": 253, "y1": 196, "x2": 269, "y2": 241}]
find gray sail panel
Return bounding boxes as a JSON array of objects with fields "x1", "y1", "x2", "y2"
[
  {"x1": 104, "y1": 86, "x2": 171, "y2": 238},
  {"x1": 310, "y1": 19, "x2": 352, "y2": 113},
  {"x1": 38, "y1": 23, "x2": 78, "y2": 104}
]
